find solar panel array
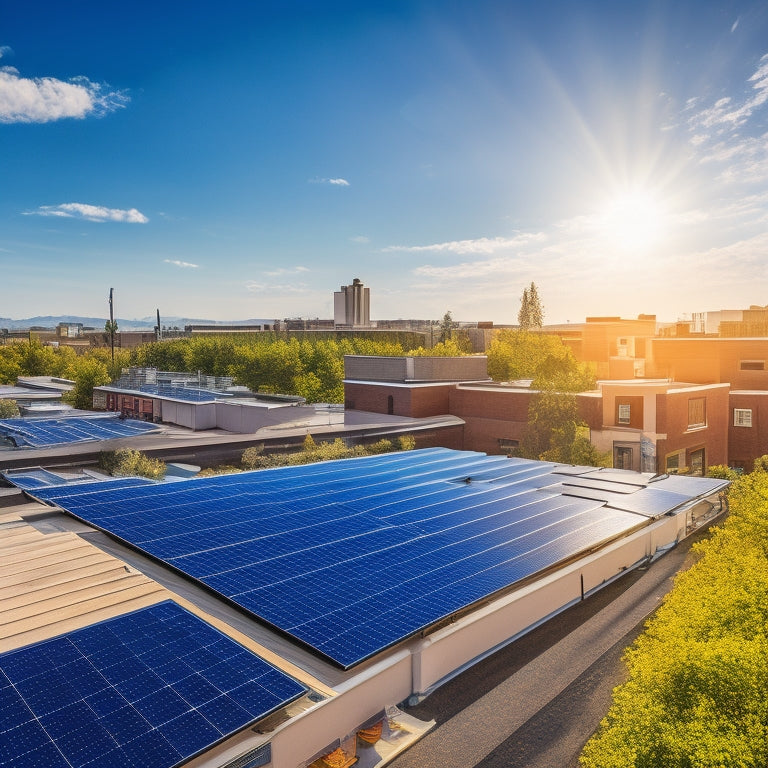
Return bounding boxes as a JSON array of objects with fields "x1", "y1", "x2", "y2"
[
  {"x1": 0, "y1": 601, "x2": 307, "y2": 768},
  {"x1": 3, "y1": 471, "x2": 155, "y2": 493},
  {"x1": 38, "y1": 448, "x2": 721, "y2": 670},
  {"x1": 0, "y1": 417, "x2": 159, "y2": 449},
  {"x1": 125, "y1": 385, "x2": 230, "y2": 403}
]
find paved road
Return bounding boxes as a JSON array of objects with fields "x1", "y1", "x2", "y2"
[{"x1": 391, "y1": 533, "x2": 704, "y2": 768}]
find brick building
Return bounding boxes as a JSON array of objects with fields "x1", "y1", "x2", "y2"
[{"x1": 344, "y1": 356, "x2": 731, "y2": 475}]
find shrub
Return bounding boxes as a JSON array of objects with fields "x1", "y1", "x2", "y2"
[
  {"x1": 241, "y1": 444, "x2": 265, "y2": 470},
  {"x1": 98, "y1": 449, "x2": 166, "y2": 480},
  {"x1": 0, "y1": 399, "x2": 20, "y2": 418},
  {"x1": 706, "y1": 465, "x2": 740, "y2": 481},
  {"x1": 397, "y1": 434, "x2": 416, "y2": 451},
  {"x1": 367, "y1": 439, "x2": 394, "y2": 454}
]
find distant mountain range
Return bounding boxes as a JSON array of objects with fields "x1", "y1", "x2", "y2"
[{"x1": 0, "y1": 316, "x2": 276, "y2": 331}]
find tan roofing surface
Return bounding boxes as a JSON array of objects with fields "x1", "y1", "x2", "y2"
[{"x1": 0, "y1": 515, "x2": 334, "y2": 697}]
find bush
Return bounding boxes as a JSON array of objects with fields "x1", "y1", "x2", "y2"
[
  {"x1": 367, "y1": 439, "x2": 394, "y2": 454},
  {"x1": 0, "y1": 399, "x2": 20, "y2": 418},
  {"x1": 98, "y1": 449, "x2": 166, "y2": 480},
  {"x1": 706, "y1": 465, "x2": 740, "y2": 481},
  {"x1": 579, "y1": 470, "x2": 768, "y2": 767},
  {"x1": 397, "y1": 434, "x2": 416, "y2": 451},
  {"x1": 241, "y1": 444, "x2": 265, "y2": 470}
]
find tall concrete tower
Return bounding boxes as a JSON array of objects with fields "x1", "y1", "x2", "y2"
[{"x1": 334, "y1": 278, "x2": 370, "y2": 328}]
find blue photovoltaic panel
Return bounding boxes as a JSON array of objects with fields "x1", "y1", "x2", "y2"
[
  {"x1": 27, "y1": 477, "x2": 156, "y2": 500},
  {"x1": 124, "y1": 385, "x2": 231, "y2": 403},
  {"x1": 41, "y1": 448, "x2": 720, "y2": 669},
  {"x1": 0, "y1": 417, "x2": 159, "y2": 449},
  {"x1": 0, "y1": 601, "x2": 307, "y2": 768}
]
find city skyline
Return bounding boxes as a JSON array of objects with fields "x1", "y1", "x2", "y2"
[{"x1": 3, "y1": 1, "x2": 768, "y2": 324}]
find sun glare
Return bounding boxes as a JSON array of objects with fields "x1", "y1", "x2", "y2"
[{"x1": 598, "y1": 188, "x2": 667, "y2": 254}]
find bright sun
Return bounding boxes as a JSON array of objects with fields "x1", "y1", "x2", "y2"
[{"x1": 598, "y1": 188, "x2": 667, "y2": 254}]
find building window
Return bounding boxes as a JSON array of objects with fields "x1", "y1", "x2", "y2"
[
  {"x1": 617, "y1": 404, "x2": 631, "y2": 424},
  {"x1": 665, "y1": 453, "x2": 681, "y2": 473},
  {"x1": 739, "y1": 360, "x2": 765, "y2": 371},
  {"x1": 689, "y1": 448, "x2": 705, "y2": 476},
  {"x1": 387, "y1": 395, "x2": 394, "y2": 415},
  {"x1": 688, "y1": 397, "x2": 706, "y2": 429},
  {"x1": 734, "y1": 408, "x2": 753, "y2": 427},
  {"x1": 614, "y1": 446, "x2": 633, "y2": 470},
  {"x1": 498, "y1": 438, "x2": 519, "y2": 453}
]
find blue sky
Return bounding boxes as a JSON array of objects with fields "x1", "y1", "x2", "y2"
[{"x1": 2, "y1": 0, "x2": 768, "y2": 324}]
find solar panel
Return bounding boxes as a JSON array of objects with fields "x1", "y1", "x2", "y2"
[
  {"x1": 119, "y1": 384, "x2": 231, "y2": 403},
  {"x1": 38, "y1": 449, "x2": 682, "y2": 669},
  {"x1": 0, "y1": 601, "x2": 307, "y2": 768},
  {"x1": 0, "y1": 416, "x2": 159, "y2": 448}
]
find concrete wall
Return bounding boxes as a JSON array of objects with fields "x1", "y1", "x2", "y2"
[
  {"x1": 190, "y1": 652, "x2": 415, "y2": 768},
  {"x1": 214, "y1": 401, "x2": 303, "y2": 433},
  {"x1": 344, "y1": 355, "x2": 488, "y2": 383},
  {"x1": 160, "y1": 401, "x2": 217, "y2": 431}
]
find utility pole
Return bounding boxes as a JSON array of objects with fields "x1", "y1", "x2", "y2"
[{"x1": 108, "y1": 288, "x2": 115, "y2": 365}]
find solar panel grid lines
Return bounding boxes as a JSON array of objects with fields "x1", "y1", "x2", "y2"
[
  {"x1": 607, "y1": 487, "x2": 693, "y2": 516},
  {"x1": 216, "y1": 500, "x2": 616, "y2": 652},
  {"x1": 0, "y1": 602, "x2": 307, "y2": 768},
  {"x1": 0, "y1": 416, "x2": 159, "y2": 449},
  {"x1": 269, "y1": 508, "x2": 638, "y2": 662},
  {"x1": 231, "y1": 496, "x2": 604, "y2": 620},
  {"x1": 44, "y1": 449, "x2": 672, "y2": 669}
]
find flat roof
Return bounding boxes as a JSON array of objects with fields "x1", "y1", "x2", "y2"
[
  {"x1": 29, "y1": 448, "x2": 726, "y2": 671},
  {"x1": 0, "y1": 514, "x2": 326, "y2": 768},
  {"x1": 97, "y1": 384, "x2": 232, "y2": 404}
]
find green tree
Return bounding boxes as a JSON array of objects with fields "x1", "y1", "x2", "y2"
[
  {"x1": 487, "y1": 330, "x2": 595, "y2": 391},
  {"x1": 439, "y1": 311, "x2": 454, "y2": 343},
  {"x1": 63, "y1": 357, "x2": 111, "y2": 410},
  {"x1": 0, "y1": 346, "x2": 22, "y2": 384},
  {"x1": 518, "y1": 391, "x2": 607, "y2": 465},
  {"x1": 580, "y1": 470, "x2": 768, "y2": 768},
  {"x1": 407, "y1": 339, "x2": 467, "y2": 357},
  {"x1": 518, "y1": 282, "x2": 544, "y2": 330}
]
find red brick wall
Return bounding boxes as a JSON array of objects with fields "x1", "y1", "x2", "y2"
[
  {"x1": 655, "y1": 386, "x2": 729, "y2": 472},
  {"x1": 409, "y1": 386, "x2": 455, "y2": 417},
  {"x1": 449, "y1": 388, "x2": 533, "y2": 454},
  {"x1": 728, "y1": 392, "x2": 768, "y2": 471},
  {"x1": 612, "y1": 395, "x2": 644, "y2": 430},
  {"x1": 344, "y1": 382, "x2": 455, "y2": 417}
]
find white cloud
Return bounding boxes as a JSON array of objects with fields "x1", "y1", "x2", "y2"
[
  {"x1": 164, "y1": 259, "x2": 198, "y2": 268},
  {"x1": 383, "y1": 233, "x2": 546, "y2": 255},
  {"x1": 687, "y1": 54, "x2": 768, "y2": 136},
  {"x1": 309, "y1": 177, "x2": 350, "y2": 186},
  {"x1": 246, "y1": 281, "x2": 311, "y2": 294},
  {"x1": 263, "y1": 266, "x2": 310, "y2": 277},
  {"x1": 0, "y1": 59, "x2": 128, "y2": 123},
  {"x1": 28, "y1": 203, "x2": 148, "y2": 223},
  {"x1": 350, "y1": 235, "x2": 370, "y2": 243}
]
